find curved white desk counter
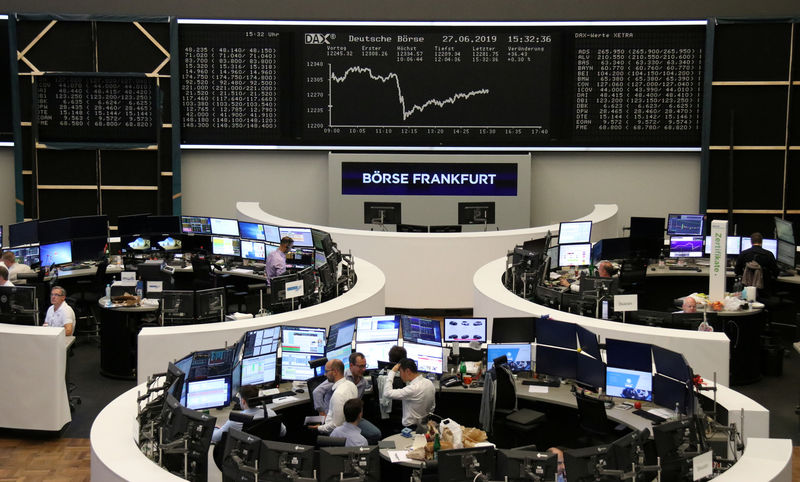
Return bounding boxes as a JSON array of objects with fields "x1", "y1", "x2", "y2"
[
  {"x1": 237, "y1": 202, "x2": 619, "y2": 309},
  {"x1": 137, "y1": 257, "x2": 385, "y2": 384}
]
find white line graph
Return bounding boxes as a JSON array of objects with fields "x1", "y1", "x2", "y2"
[{"x1": 328, "y1": 64, "x2": 491, "y2": 125}]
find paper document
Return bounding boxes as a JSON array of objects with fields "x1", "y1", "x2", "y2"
[
  {"x1": 304, "y1": 415, "x2": 325, "y2": 425},
  {"x1": 528, "y1": 385, "x2": 549, "y2": 394},
  {"x1": 692, "y1": 451, "x2": 713, "y2": 480},
  {"x1": 387, "y1": 450, "x2": 414, "y2": 464}
]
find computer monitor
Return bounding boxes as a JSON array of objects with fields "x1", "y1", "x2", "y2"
[
  {"x1": 325, "y1": 317, "x2": 357, "y2": 352},
  {"x1": 242, "y1": 326, "x2": 281, "y2": 358},
  {"x1": 70, "y1": 215, "x2": 108, "y2": 238},
  {"x1": 579, "y1": 276, "x2": 617, "y2": 296},
  {"x1": 9, "y1": 220, "x2": 38, "y2": 247},
  {"x1": 496, "y1": 449, "x2": 557, "y2": 482},
  {"x1": 775, "y1": 216, "x2": 795, "y2": 244},
  {"x1": 704, "y1": 235, "x2": 741, "y2": 255},
  {"x1": 605, "y1": 366, "x2": 653, "y2": 402},
  {"x1": 458, "y1": 202, "x2": 496, "y2": 225},
  {"x1": 563, "y1": 445, "x2": 613, "y2": 482},
  {"x1": 363, "y1": 202, "x2": 401, "y2": 225},
  {"x1": 161, "y1": 290, "x2": 195, "y2": 322},
  {"x1": 559, "y1": 221, "x2": 592, "y2": 244},
  {"x1": 740, "y1": 237, "x2": 778, "y2": 257},
  {"x1": 239, "y1": 240, "x2": 265, "y2": 261},
  {"x1": 396, "y1": 223, "x2": 428, "y2": 233},
  {"x1": 281, "y1": 326, "x2": 326, "y2": 355},
  {"x1": 653, "y1": 417, "x2": 707, "y2": 480},
  {"x1": 437, "y1": 446, "x2": 496, "y2": 482},
  {"x1": 280, "y1": 352, "x2": 323, "y2": 381},
  {"x1": 240, "y1": 352, "x2": 278, "y2": 386},
  {"x1": 401, "y1": 315, "x2": 442, "y2": 346},
  {"x1": 487, "y1": 343, "x2": 532, "y2": 372},
  {"x1": 325, "y1": 344, "x2": 353, "y2": 372},
  {"x1": 667, "y1": 214, "x2": 705, "y2": 236},
  {"x1": 221, "y1": 428, "x2": 262, "y2": 481},
  {"x1": 8, "y1": 246, "x2": 39, "y2": 267},
  {"x1": 196, "y1": 287, "x2": 225, "y2": 321},
  {"x1": 558, "y1": 243, "x2": 592, "y2": 267},
  {"x1": 319, "y1": 446, "x2": 380, "y2": 482},
  {"x1": 211, "y1": 236, "x2": 241, "y2": 257},
  {"x1": 605, "y1": 338, "x2": 652, "y2": 372},
  {"x1": 39, "y1": 240, "x2": 72, "y2": 266},
  {"x1": 0, "y1": 285, "x2": 37, "y2": 313},
  {"x1": 278, "y1": 227, "x2": 314, "y2": 248},
  {"x1": 71, "y1": 237, "x2": 106, "y2": 262},
  {"x1": 490, "y1": 316, "x2": 535, "y2": 343},
  {"x1": 354, "y1": 341, "x2": 396, "y2": 370},
  {"x1": 185, "y1": 376, "x2": 232, "y2": 410},
  {"x1": 403, "y1": 341, "x2": 443, "y2": 374},
  {"x1": 123, "y1": 236, "x2": 150, "y2": 252},
  {"x1": 444, "y1": 317, "x2": 486, "y2": 343},
  {"x1": 238, "y1": 221, "x2": 265, "y2": 241},
  {"x1": 261, "y1": 440, "x2": 317, "y2": 482},
  {"x1": 156, "y1": 236, "x2": 182, "y2": 251},
  {"x1": 117, "y1": 214, "x2": 148, "y2": 236},
  {"x1": 654, "y1": 374, "x2": 690, "y2": 416},
  {"x1": 209, "y1": 217, "x2": 240, "y2": 237},
  {"x1": 145, "y1": 215, "x2": 179, "y2": 235},
  {"x1": 652, "y1": 346, "x2": 691, "y2": 382},
  {"x1": 355, "y1": 315, "x2": 400, "y2": 342},
  {"x1": 37, "y1": 218, "x2": 71, "y2": 244},
  {"x1": 591, "y1": 237, "x2": 632, "y2": 262},
  {"x1": 576, "y1": 325, "x2": 601, "y2": 359},
  {"x1": 160, "y1": 393, "x2": 216, "y2": 459},
  {"x1": 576, "y1": 353, "x2": 606, "y2": 392},
  {"x1": 535, "y1": 345, "x2": 577, "y2": 380},
  {"x1": 776, "y1": 239, "x2": 796, "y2": 269},
  {"x1": 429, "y1": 225, "x2": 462, "y2": 233},
  {"x1": 181, "y1": 215, "x2": 212, "y2": 234},
  {"x1": 668, "y1": 236, "x2": 704, "y2": 258},
  {"x1": 536, "y1": 317, "x2": 577, "y2": 349},
  {"x1": 262, "y1": 224, "x2": 281, "y2": 244},
  {"x1": 629, "y1": 216, "x2": 665, "y2": 239}
]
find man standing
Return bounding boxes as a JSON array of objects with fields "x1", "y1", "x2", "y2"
[
  {"x1": 382, "y1": 358, "x2": 436, "y2": 429},
  {"x1": 735, "y1": 232, "x2": 779, "y2": 296},
  {"x1": 266, "y1": 236, "x2": 294, "y2": 282},
  {"x1": 43, "y1": 286, "x2": 75, "y2": 336},
  {"x1": 312, "y1": 352, "x2": 382, "y2": 443},
  {"x1": 314, "y1": 359, "x2": 357, "y2": 435},
  {"x1": 330, "y1": 399, "x2": 369, "y2": 447}
]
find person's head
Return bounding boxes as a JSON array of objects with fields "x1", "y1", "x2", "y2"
[
  {"x1": 50, "y1": 286, "x2": 67, "y2": 308},
  {"x1": 325, "y1": 358, "x2": 345, "y2": 383},
  {"x1": 349, "y1": 352, "x2": 367, "y2": 379},
  {"x1": 388, "y1": 345, "x2": 407, "y2": 364},
  {"x1": 750, "y1": 232, "x2": 763, "y2": 246},
  {"x1": 397, "y1": 358, "x2": 419, "y2": 382},
  {"x1": 279, "y1": 236, "x2": 294, "y2": 253},
  {"x1": 1, "y1": 251, "x2": 15, "y2": 268},
  {"x1": 342, "y1": 398, "x2": 363, "y2": 424},
  {"x1": 597, "y1": 260, "x2": 616, "y2": 278},
  {"x1": 0, "y1": 265, "x2": 9, "y2": 283},
  {"x1": 238, "y1": 384, "x2": 259, "y2": 409},
  {"x1": 547, "y1": 447, "x2": 565, "y2": 476},
  {"x1": 682, "y1": 297, "x2": 697, "y2": 313}
]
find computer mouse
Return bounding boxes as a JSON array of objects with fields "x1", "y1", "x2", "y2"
[{"x1": 295, "y1": 388, "x2": 305, "y2": 393}]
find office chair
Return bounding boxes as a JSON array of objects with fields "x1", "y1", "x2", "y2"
[
  {"x1": 574, "y1": 391, "x2": 617, "y2": 445},
  {"x1": 316, "y1": 436, "x2": 347, "y2": 447},
  {"x1": 618, "y1": 258, "x2": 648, "y2": 293},
  {"x1": 245, "y1": 413, "x2": 284, "y2": 441},
  {"x1": 493, "y1": 362, "x2": 545, "y2": 448},
  {"x1": 69, "y1": 260, "x2": 108, "y2": 345},
  {"x1": 191, "y1": 256, "x2": 216, "y2": 291}
]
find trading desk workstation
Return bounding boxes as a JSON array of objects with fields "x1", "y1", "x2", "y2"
[{"x1": 93, "y1": 311, "x2": 791, "y2": 481}]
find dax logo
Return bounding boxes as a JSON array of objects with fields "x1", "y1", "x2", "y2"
[{"x1": 305, "y1": 33, "x2": 335, "y2": 45}]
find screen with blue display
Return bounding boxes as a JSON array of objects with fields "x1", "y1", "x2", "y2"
[
  {"x1": 239, "y1": 221, "x2": 265, "y2": 241},
  {"x1": 355, "y1": 315, "x2": 400, "y2": 342},
  {"x1": 326, "y1": 318, "x2": 357, "y2": 351},
  {"x1": 40, "y1": 241, "x2": 72, "y2": 266},
  {"x1": 487, "y1": 343, "x2": 531, "y2": 372},
  {"x1": 667, "y1": 214, "x2": 704, "y2": 236},
  {"x1": 605, "y1": 366, "x2": 652, "y2": 402},
  {"x1": 325, "y1": 344, "x2": 353, "y2": 372},
  {"x1": 342, "y1": 162, "x2": 518, "y2": 196}
]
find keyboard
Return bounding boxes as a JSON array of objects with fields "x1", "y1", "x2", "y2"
[
  {"x1": 668, "y1": 266, "x2": 700, "y2": 271},
  {"x1": 522, "y1": 378, "x2": 560, "y2": 387},
  {"x1": 633, "y1": 409, "x2": 667, "y2": 422}
]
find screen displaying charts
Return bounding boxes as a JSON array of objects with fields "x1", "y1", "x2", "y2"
[
  {"x1": 280, "y1": 352, "x2": 323, "y2": 381},
  {"x1": 355, "y1": 315, "x2": 400, "y2": 342},
  {"x1": 667, "y1": 214, "x2": 704, "y2": 236},
  {"x1": 558, "y1": 243, "x2": 591, "y2": 266},
  {"x1": 181, "y1": 215, "x2": 212, "y2": 234},
  {"x1": 240, "y1": 352, "x2": 278, "y2": 386},
  {"x1": 242, "y1": 326, "x2": 281, "y2": 358},
  {"x1": 558, "y1": 221, "x2": 592, "y2": 244},
  {"x1": 401, "y1": 316, "x2": 441, "y2": 346},
  {"x1": 40, "y1": 241, "x2": 73, "y2": 266},
  {"x1": 487, "y1": 343, "x2": 532, "y2": 372},
  {"x1": 325, "y1": 344, "x2": 353, "y2": 372},
  {"x1": 403, "y1": 342, "x2": 443, "y2": 374},
  {"x1": 185, "y1": 377, "x2": 231, "y2": 410},
  {"x1": 355, "y1": 341, "x2": 396, "y2": 370},
  {"x1": 281, "y1": 326, "x2": 326, "y2": 355},
  {"x1": 241, "y1": 240, "x2": 267, "y2": 261},
  {"x1": 278, "y1": 227, "x2": 314, "y2": 247},
  {"x1": 669, "y1": 236, "x2": 703, "y2": 258},
  {"x1": 212, "y1": 236, "x2": 241, "y2": 256},
  {"x1": 704, "y1": 236, "x2": 740, "y2": 255},
  {"x1": 605, "y1": 366, "x2": 652, "y2": 402},
  {"x1": 444, "y1": 317, "x2": 486, "y2": 343},
  {"x1": 210, "y1": 217, "x2": 240, "y2": 236},
  {"x1": 326, "y1": 318, "x2": 357, "y2": 352}
]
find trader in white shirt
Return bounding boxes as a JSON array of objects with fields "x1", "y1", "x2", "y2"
[
  {"x1": 1, "y1": 251, "x2": 32, "y2": 282},
  {"x1": 43, "y1": 286, "x2": 75, "y2": 336},
  {"x1": 314, "y1": 358, "x2": 358, "y2": 435},
  {"x1": 0, "y1": 265, "x2": 14, "y2": 286},
  {"x1": 383, "y1": 358, "x2": 436, "y2": 429}
]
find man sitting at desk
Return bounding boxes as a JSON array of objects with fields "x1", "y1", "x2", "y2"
[
  {"x1": 735, "y1": 232, "x2": 779, "y2": 296},
  {"x1": 681, "y1": 297, "x2": 697, "y2": 313},
  {"x1": 0, "y1": 265, "x2": 14, "y2": 287},
  {"x1": 330, "y1": 398, "x2": 369, "y2": 447},
  {"x1": 212, "y1": 384, "x2": 286, "y2": 443},
  {"x1": 42, "y1": 286, "x2": 75, "y2": 336},
  {"x1": 313, "y1": 359, "x2": 358, "y2": 436},
  {"x1": 382, "y1": 358, "x2": 436, "y2": 430},
  {"x1": 2, "y1": 251, "x2": 32, "y2": 283},
  {"x1": 312, "y1": 352, "x2": 382, "y2": 443},
  {"x1": 558, "y1": 260, "x2": 618, "y2": 292},
  {"x1": 266, "y1": 236, "x2": 293, "y2": 282}
]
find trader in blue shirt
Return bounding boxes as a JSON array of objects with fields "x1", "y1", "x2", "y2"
[
  {"x1": 266, "y1": 236, "x2": 293, "y2": 282},
  {"x1": 330, "y1": 398, "x2": 369, "y2": 447}
]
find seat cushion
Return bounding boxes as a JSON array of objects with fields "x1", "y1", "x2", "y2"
[{"x1": 506, "y1": 408, "x2": 545, "y2": 426}]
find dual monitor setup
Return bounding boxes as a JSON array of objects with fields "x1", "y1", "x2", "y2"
[
  {"x1": 364, "y1": 201, "x2": 496, "y2": 232},
  {"x1": 7, "y1": 215, "x2": 111, "y2": 268}
]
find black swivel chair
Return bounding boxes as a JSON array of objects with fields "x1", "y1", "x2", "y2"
[
  {"x1": 574, "y1": 391, "x2": 618, "y2": 445},
  {"x1": 618, "y1": 258, "x2": 648, "y2": 293},
  {"x1": 191, "y1": 256, "x2": 216, "y2": 291},
  {"x1": 492, "y1": 359, "x2": 545, "y2": 448},
  {"x1": 316, "y1": 436, "x2": 347, "y2": 447},
  {"x1": 69, "y1": 260, "x2": 109, "y2": 344}
]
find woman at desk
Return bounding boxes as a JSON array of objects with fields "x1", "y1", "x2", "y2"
[{"x1": 43, "y1": 285, "x2": 75, "y2": 336}]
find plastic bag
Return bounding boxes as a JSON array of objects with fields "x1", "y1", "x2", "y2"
[{"x1": 439, "y1": 418, "x2": 464, "y2": 449}]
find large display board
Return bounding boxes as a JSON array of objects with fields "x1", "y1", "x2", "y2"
[{"x1": 178, "y1": 21, "x2": 706, "y2": 149}]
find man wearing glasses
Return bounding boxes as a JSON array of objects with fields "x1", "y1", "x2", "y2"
[
  {"x1": 42, "y1": 285, "x2": 75, "y2": 336},
  {"x1": 312, "y1": 351, "x2": 382, "y2": 444}
]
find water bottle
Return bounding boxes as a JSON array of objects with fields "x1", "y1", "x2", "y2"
[
  {"x1": 105, "y1": 284, "x2": 112, "y2": 307},
  {"x1": 136, "y1": 279, "x2": 143, "y2": 299}
]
